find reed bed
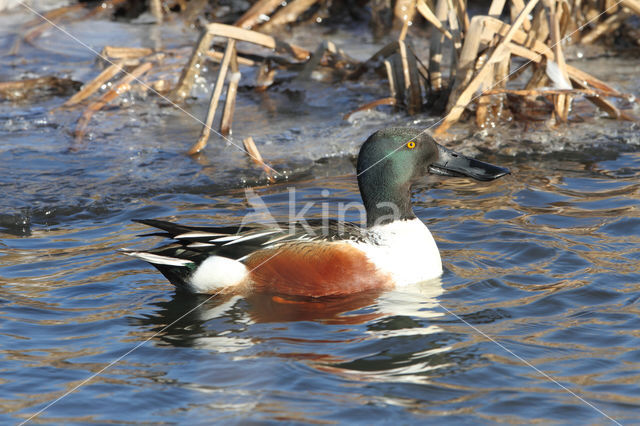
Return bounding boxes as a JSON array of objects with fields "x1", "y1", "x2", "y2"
[{"x1": 7, "y1": 0, "x2": 639, "y2": 160}]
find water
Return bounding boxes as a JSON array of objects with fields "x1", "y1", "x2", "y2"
[
  {"x1": 3, "y1": 158, "x2": 640, "y2": 424},
  {"x1": 1, "y1": 7, "x2": 640, "y2": 425}
]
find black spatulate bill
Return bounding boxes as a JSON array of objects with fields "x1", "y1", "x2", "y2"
[{"x1": 429, "y1": 144, "x2": 510, "y2": 181}]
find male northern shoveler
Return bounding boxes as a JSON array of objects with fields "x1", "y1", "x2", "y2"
[{"x1": 124, "y1": 128, "x2": 509, "y2": 297}]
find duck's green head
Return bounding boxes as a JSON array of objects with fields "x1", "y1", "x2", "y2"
[{"x1": 356, "y1": 128, "x2": 509, "y2": 226}]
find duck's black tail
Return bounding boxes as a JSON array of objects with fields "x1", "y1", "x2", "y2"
[{"x1": 121, "y1": 248, "x2": 198, "y2": 290}]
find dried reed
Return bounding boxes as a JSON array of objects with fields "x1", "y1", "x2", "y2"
[{"x1": 24, "y1": 0, "x2": 639, "y2": 179}]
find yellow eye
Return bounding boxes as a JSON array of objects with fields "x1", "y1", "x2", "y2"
[{"x1": 407, "y1": 141, "x2": 416, "y2": 149}]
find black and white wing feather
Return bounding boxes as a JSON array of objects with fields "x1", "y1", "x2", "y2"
[{"x1": 132, "y1": 218, "x2": 371, "y2": 260}]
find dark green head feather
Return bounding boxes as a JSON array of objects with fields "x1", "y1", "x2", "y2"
[
  {"x1": 356, "y1": 127, "x2": 510, "y2": 227},
  {"x1": 356, "y1": 128, "x2": 439, "y2": 226}
]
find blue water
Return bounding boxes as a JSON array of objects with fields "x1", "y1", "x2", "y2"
[
  {"x1": 1, "y1": 6, "x2": 640, "y2": 425},
  {"x1": 2, "y1": 154, "x2": 640, "y2": 424}
]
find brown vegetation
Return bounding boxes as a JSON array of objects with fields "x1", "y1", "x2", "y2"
[{"x1": 5, "y1": 0, "x2": 639, "y2": 168}]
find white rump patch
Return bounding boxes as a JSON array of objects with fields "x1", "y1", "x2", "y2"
[
  {"x1": 188, "y1": 256, "x2": 248, "y2": 293},
  {"x1": 122, "y1": 250, "x2": 193, "y2": 267}
]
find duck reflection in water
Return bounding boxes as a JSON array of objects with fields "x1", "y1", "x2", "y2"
[{"x1": 136, "y1": 277, "x2": 444, "y2": 350}]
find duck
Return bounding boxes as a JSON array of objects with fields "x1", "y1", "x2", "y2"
[{"x1": 123, "y1": 128, "x2": 509, "y2": 297}]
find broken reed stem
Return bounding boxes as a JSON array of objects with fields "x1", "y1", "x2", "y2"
[
  {"x1": 445, "y1": 15, "x2": 484, "y2": 113},
  {"x1": 436, "y1": 0, "x2": 540, "y2": 134},
  {"x1": 391, "y1": 53, "x2": 406, "y2": 106},
  {"x1": 620, "y1": 0, "x2": 640, "y2": 15},
  {"x1": 480, "y1": 12, "x2": 633, "y2": 124},
  {"x1": 528, "y1": 6, "x2": 549, "y2": 45},
  {"x1": 489, "y1": 40, "x2": 511, "y2": 126},
  {"x1": 260, "y1": 0, "x2": 319, "y2": 32},
  {"x1": 447, "y1": 8, "x2": 462, "y2": 88},
  {"x1": 24, "y1": 3, "x2": 84, "y2": 25},
  {"x1": 558, "y1": 1, "x2": 571, "y2": 39},
  {"x1": 171, "y1": 29, "x2": 214, "y2": 101},
  {"x1": 64, "y1": 60, "x2": 127, "y2": 107},
  {"x1": 547, "y1": 0, "x2": 571, "y2": 122},
  {"x1": 475, "y1": 75, "x2": 492, "y2": 127},
  {"x1": 416, "y1": 0, "x2": 453, "y2": 39},
  {"x1": 525, "y1": 61, "x2": 548, "y2": 89},
  {"x1": 399, "y1": 19, "x2": 410, "y2": 42},
  {"x1": 384, "y1": 60, "x2": 397, "y2": 102},
  {"x1": 58, "y1": 0, "x2": 639, "y2": 148},
  {"x1": 188, "y1": 39, "x2": 236, "y2": 155},
  {"x1": 24, "y1": 1, "x2": 128, "y2": 46},
  {"x1": 565, "y1": 64, "x2": 626, "y2": 98},
  {"x1": 484, "y1": 88, "x2": 618, "y2": 96},
  {"x1": 149, "y1": 0, "x2": 163, "y2": 23},
  {"x1": 581, "y1": 9, "x2": 630, "y2": 44},
  {"x1": 23, "y1": 3, "x2": 85, "y2": 44},
  {"x1": 207, "y1": 50, "x2": 256, "y2": 66},
  {"x1": 235, "y1": 0, "x2": 283, "y2": 29},
  {"x1": 255, "y1": 61, "x2": 276, "y2": 90},
  {"x1": 496, "y1": 30, "x2": 632, "y2": 120},
  {"x1": 453, "y1": 0, "x2": 469, "y2": 32},
  {"x1": 74, "y1": 61, "x2": 153, "y2": 143},
  {"x1": 398, "y1": 41, "x2": 412, "y2": 94},
  {"x1": 220, "y1": 48, "x2": 240, "y2": 137},
  {"x1": 102, "y1": 46, "x2": 153, "y2": 59},
  {"x1": 400, "y1": 41, "x2": 422, "y2": 114},
  {"x1": 243, "y1": 137, "x2": 276, "y2": 183},
  {"x1": 219, "y1": 72, "x2": 240, "y2": 136},
  {"x1": 343, "y1": 97, "x2": 397, "y2": 120},
  {"x1": 172, "y1": 22, "x2": 310, "y2": 101},
  {"x1": 428, "y1": 0, "x2": 450, "y2": 91},
  {"x1": 447, "y1": 8, "x2": 463, "y2": 54},
  {"x1": 510, "y1": 0, "x2": 532, "y2": 32},
  {"x1": 394, "y1": 0, "x2": 417, "y2": 29},
  {"x1": 570, "y1": 77, "x2": 621, "y2": 119},
  {"x1": 407, "y1": 47, "x2": 423, "y2": 112},
  {"x1": 488, "y1": 0, "x2": 507, "y2": 16}
]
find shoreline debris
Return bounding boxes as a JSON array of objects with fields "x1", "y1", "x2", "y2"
[{"x1": 9, "y1": 0, "x2": 638, "y2": 179}]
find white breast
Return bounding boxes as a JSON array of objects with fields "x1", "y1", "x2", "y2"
[{"x1": 350, "y1": 218, "x2": 443, "y2": 286}]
